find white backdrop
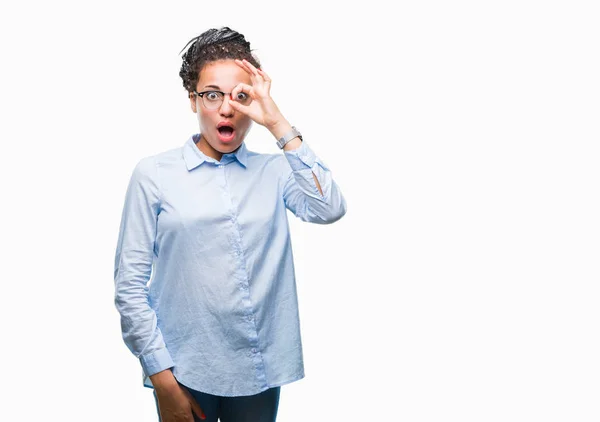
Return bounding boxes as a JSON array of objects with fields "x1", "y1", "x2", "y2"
[{"x1": 1, "y1": 1, "x2": 599, "y2": 421}]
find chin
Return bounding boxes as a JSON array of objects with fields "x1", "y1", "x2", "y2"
[
  {"x1": 214, "y1": 143, "x2": 235, "y2": 152},
  {"x1": 205, "y1": 134, "x2": 240, "y2": 152},
  {"x1": 219, "y1": 140, "x2": 243, "y2": 152}
]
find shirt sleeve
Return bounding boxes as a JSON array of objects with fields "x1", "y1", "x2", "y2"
[
  {"x1": 282, "y1": 140, "x2": 347, "y2": 224},
  {"x1": 113, "y1": 156, "x2": 174, "y2": 378}
]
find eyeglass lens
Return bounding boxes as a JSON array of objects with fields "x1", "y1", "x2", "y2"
[{"x1": 202, "y1": 92, "x2": 252, "y2": 109}]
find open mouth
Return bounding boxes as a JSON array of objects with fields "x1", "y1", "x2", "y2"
[{"x1": 217, "y1": 123, "x2": 235, "y2": 142}]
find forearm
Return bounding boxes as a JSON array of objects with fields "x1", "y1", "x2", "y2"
[
  {"x1": 268, "y1": 116, "x2": 324, "y2": 196},
  {"x1": 276, "y1": 130, "x2": 346, "y2": 224}
]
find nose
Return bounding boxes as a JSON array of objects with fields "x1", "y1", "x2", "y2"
[{"x1": 218, "y1": 94, "x2": 234, "y2": 117}]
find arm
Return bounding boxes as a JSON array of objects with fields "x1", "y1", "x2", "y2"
[
  {"x1": 225, "y1": 59, "x2": 346, "y2": 222},
  {"x1": 271, "y1": 120, "x2": 347, "y2": 224},
  {"x1": 273, "y1": 121, "x2": 323, "y2": 195},
  {"x1": 113, "y1": 157, "x2": 175, "y2": 385}
]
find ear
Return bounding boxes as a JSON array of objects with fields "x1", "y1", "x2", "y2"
[{"x1": 189, "y1": 92, "x2": 198, "y2": 113}]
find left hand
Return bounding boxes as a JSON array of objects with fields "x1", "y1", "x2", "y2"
[{"x1": 229, "y1": 59, "x2": 286, "y2": 130}]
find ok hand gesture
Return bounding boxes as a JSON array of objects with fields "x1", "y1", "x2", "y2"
[{"x1": 229, "y1": 59, "x2": 286, "y2": 130}]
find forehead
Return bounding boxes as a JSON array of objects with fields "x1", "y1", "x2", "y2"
[{"x1": 198, "y1": 60, "x2": 251, "y2": 89}]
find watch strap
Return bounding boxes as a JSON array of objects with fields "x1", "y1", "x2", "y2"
[{"x1": 276, "y1": 126, "x2": 302, "y2": 149}]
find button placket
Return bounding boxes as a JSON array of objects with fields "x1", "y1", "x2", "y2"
[{"x1": 220, "y1": 165, "x2": 266, "y2": 386}]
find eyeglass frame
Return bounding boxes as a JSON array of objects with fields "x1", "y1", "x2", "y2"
[{"x1": 193, "y1": 90, "x2": 251, "y2": 109}]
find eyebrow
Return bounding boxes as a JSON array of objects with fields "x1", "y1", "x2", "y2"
[{"x1": 202, "y1": 84, "x2": 221, "y2": 90}]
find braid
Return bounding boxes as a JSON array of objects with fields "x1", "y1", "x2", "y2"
[{"x1": 179, "y1": 27, "x2": 261, "y2": 94}]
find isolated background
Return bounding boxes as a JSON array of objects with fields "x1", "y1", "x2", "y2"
[{"x1": 1, "y1": 1, "x2": 599, "y2": 421}]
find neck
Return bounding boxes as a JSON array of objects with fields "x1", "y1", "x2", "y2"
[{"x1": 196, "y1": 134, "x2": 223, "y2": 161}]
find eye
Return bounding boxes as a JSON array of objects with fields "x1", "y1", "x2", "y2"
[
  {"x1": 205, "y1": 91, "x2": 221, "y2": 101},
  {"x1": 236, "y1": 92, "x2": 248, "y2": 101}
]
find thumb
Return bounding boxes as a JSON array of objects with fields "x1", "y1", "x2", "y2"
[{"x1": 229, "y1": 99, "x2": 252, "y2": 117}]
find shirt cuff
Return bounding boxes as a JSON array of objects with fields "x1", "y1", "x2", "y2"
[
  {"x1": 283, "y1": 141, "x2": 316, "y2": 171},
  {"x1": 140, "y1": 347, "x2": 175, "y2": 377}
]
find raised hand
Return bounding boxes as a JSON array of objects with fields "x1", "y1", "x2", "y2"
[{"x1": 229, "y1": 59, "x2": 285, "y2": 130}]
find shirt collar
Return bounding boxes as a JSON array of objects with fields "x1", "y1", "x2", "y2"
[{"x1": 183, "y1": 133, "x2": 248, "y2": 171}]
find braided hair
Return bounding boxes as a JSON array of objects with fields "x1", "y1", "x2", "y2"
[{"x1": 179, "y1": 27, "x2": 261, "y2": 94}]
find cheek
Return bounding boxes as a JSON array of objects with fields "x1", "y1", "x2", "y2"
[
  {"x1": 197, "y1": 109, "x2": 216, "y2": 127},
  {"x1": 238, "y1": 116, "x2": 253, "y2": 130}
]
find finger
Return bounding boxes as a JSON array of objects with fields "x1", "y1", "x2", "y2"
[
  {"x1": 234, "y1": 59, "x2": 252, "y2": 75},
  {"x1": 257, "y1": 68, "x2": 271, "y2": 83},
  {"x1": 190, "y1": 400, "x2": 206, "y2": 420},
  {"x1": 234, "y1": 59, "x2": 261, "y2": 81},
  {"x1": 235, "y1": 59, "x2": 268, "y2": 88},
  {"x1": 181, "y1": 386, "x2": 206, "y2": 420},
  {"x1": 231, "y1": 83, "x2": 254, "y2": 100},
  {"x1": 241, "y1": 59, "x2": 260, "y2": 77},
  {"x1": 228, "y1": 99, "x2": 252, "y2": 116}
]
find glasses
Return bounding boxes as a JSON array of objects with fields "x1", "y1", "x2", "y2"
[{"x1": 194, "y1": 90, "x2": 252, "y2": 110}]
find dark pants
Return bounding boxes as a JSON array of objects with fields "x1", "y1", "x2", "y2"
[{"x1": 153, "y1": 381, "x2": 281, "y2": 422}]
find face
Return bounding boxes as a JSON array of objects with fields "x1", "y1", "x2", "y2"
[{"x1": 189, "y1": 59, "x2": 253, "y2": 161}]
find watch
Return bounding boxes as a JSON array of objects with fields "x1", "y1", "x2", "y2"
[{"x1": 276, "y1": 126, "x2": 303, "y2": 149}]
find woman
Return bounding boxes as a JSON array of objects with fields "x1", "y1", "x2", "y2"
[{"x1": 113, "y1": 27, "x2": 347, "y2": 422}]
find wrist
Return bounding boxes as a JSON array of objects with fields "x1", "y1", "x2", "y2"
[
  {"x1": 282, "y1": 136, "x2": 302, "y2": 151},
  {"x1": 275, "y1": 125, "x2": 303, "y2": 150},
  {"x1": 267, "y1": 117, "x2": 292, "y2": 139},
  {"x1": 150, "y1": 368, "x2": 178, "y2": 391}
]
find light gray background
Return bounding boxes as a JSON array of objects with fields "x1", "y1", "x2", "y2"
[{"x1": 1, "y1": 1, "x2": 598, "y2": 421}]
